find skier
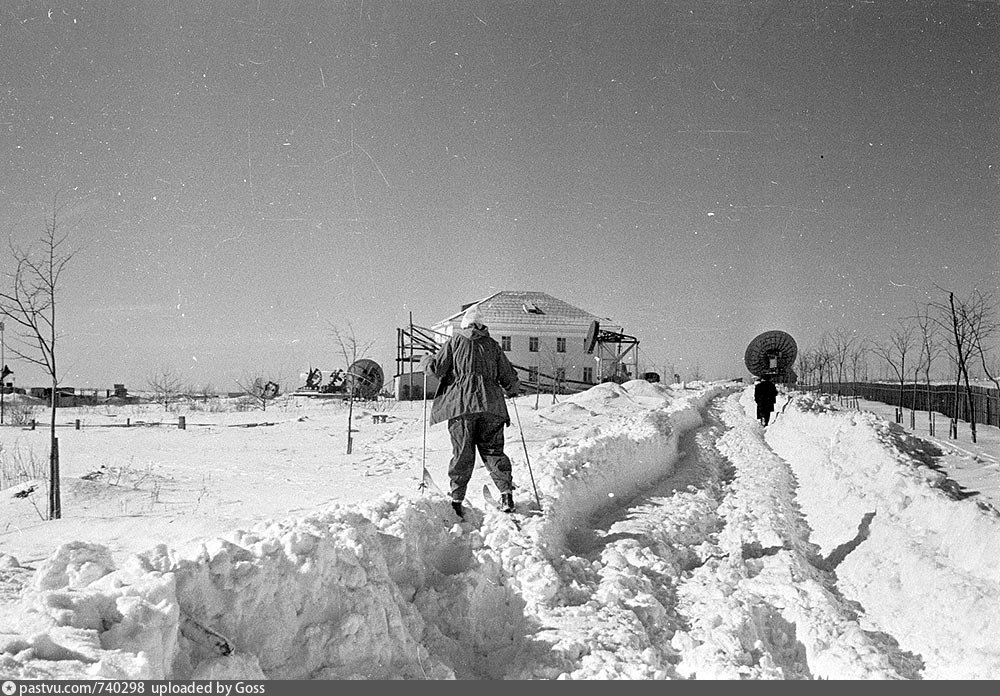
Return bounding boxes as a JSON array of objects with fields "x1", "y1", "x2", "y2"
[
  {"x1": 754, "y1": 375, "x2": 778, "y2": 426},
  {"x1": 423, "y1": 304, "x2": 521, "y2": 518}
]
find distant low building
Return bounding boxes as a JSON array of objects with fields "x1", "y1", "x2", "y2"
[
  {"x1": 28, "y1": 386, "x2": 79, "y2": 406},
  {"x1": 24, "y1": 384, "x2": 132, "y2": 407}
]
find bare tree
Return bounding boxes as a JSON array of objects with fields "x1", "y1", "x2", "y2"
[
  {"x1": 871, "y1": 320, "x2": 916, "y2": 423},
  {"x1": 326, "y1": 321, "x2": 376, "y2": 454},
  {"x1": 827, "y1": 327, "x2": 857, "y2": 404},
  {"x1": 235, "y1": 374, "x2": 281, "y2": 411},
  {"x1": 843, "y1": 338, "x2": 870, "y2": 408},
  {"x1": 829, "y1": 327, "x2": 855, "y2": 385},
  {"x1": 796, "y1": 349, "x2": 816, "y2": 389},
  {"x1": 146, "y1": 369, "x2": 186, "y2": 410},
  {"x1": 543, "y1": 345, "x2": 570, "y2": 400},
  {"x1": 0, "y1": 196, "x2": 77, "y2": 520},
  {"x1": 809, "y1": 338, "x2": 834, "y2": 394},
  {"x1": 194, "y1": 382, "x2": 217, "y2": 403},
  {"x1": 913, "y1": 303, "x2": 943, "y2": 434},
  {"x1": 967, "y1": 291, "x2": 1000, "y2": 391},
  {"x1": 931, "y1": 288, "x2": 997, "y2": 443},
  {"x1": 327, "y1": 321, "x2": 376, "y2": 368},
  {"x1": 848, "y1": 339, "x2": 870, "y2": 382}
]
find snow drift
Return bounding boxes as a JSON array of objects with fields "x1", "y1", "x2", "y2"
[{"x1": 766, "y1": 390, "x2": 1000, "y2": 679}]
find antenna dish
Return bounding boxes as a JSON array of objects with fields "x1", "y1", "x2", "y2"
[
  {"x1": 344, "y1": 359, "x2": 384, "y2": 400},
  {"x1": 744, "y1": 330, "x2": 798, "y2": 382},
  {"x1": 583, "y1": 320, "x2": 600, "y2": 354}
]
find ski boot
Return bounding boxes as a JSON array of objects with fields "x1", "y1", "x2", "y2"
[{"x1": 500, "y1": 492, "x2": 515, "y2": 514}]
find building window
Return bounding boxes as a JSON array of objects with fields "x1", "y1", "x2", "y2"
[
  {"x1": 583, "y1": 367, "x2": 594, "y2": 383},
  {"x1": 528, "y1": 367, "x2": 539, "y2": 384},
  {"x1": 556, "y1": 337, "x2": 566, "y2": 353},
  {"x1": 522, "y1": 302, "x2": 544, "y2": 315},
  {"x1": 529, "y1": 336, "x2": 539, "y2": 352},
  {"x1": 501, "y1": 336, "x2": 511, "y2": 351},
  {"x1": 555, "y1": 367, "x2": 566, "y2": 383}
]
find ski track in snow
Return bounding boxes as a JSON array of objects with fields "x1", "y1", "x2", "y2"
[{"x1": 2, "y1": 382, "x2": 999, "y2": 679}]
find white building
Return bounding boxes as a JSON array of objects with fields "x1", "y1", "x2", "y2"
[{"x1": 429, "y1": 290, "x2": 636, "y2": 394}]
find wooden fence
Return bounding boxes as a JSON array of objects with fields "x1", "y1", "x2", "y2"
[{"x1": 822, "y1": 382, "x2": 1000, "y2": 429}]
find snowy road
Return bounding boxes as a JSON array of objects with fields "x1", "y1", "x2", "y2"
[
  {"x1": 520, "y1": 393, "x2": 914, "y2": 679},
  {"x1": 3, "y1": 381, "x2": 1000, "y2": 679}
]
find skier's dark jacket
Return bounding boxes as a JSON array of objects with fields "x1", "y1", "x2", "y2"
[
  {"x1": 425, "y1": 324, "x2": 521, "y2": 426},
  {"x1": 754, "y1": 378, "x2": 778, "y2": 407}
]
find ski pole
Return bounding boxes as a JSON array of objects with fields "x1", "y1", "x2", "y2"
[
  {"x1": 510, "y1": 396, "x2": 542, "y2": 511},
  {"x1": 419, "y1": 370, "x2": 429, "y2": 491}
]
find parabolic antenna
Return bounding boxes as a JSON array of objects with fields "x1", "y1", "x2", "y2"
[
  {"x1": 583, "y1": 320, "x2": 600, "y2": 355},
  {"x1": 344, "y1": 358, "x2": 384, "y2": 400},
  {"x1": 744, "y1": 330, "x2": 798, "y2": 382}
]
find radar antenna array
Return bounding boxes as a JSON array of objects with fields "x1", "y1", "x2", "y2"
[
  {"x1": 583, "y1": 319, "x2": 640, "y2": 383},
  {"x1": 583, "y1": 320, "x2": 601, "y2": 355},
  {"x1": 583, "y1": 320, "x2": 638, "y2": 356},
  {"x1": 345, "y1": 358, "x2": 385, "y2": 400},
  {"x1": 744, "y1": 330, "x2": 797, "y2": 383}
]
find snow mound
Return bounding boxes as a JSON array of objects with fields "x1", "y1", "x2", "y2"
[
  {"x1": 2, "y1": 495, "x2": 532, "y2": 679},
  {"x1": 767, "y1": 391, "x2": 1000, "y2": 679}
]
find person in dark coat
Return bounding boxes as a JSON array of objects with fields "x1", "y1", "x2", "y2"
[
  {"x1": 424, "y1": 304, "x2": 521, "y2": 518},
  {"x1": 754, "y1": 375, "x2": 778, "y2": 426}
]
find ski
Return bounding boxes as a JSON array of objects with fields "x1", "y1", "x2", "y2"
[
  {"x1": 483, "y1": 484, "x2": 543, "y2": 518},
  {"x1": 483, "y1": 485, "x2": 521, "y2": 530},
  {"x1": 482, "y1": 483, "x2": 504, "y2": 510},
  {"x1": 418, "y1": 467, "x2": 443, "y2": 496}
]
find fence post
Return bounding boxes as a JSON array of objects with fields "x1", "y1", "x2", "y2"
[
  {"x1": 75, "y1": 419, "x2": 80, "y2": 430},
  {"x1": 178, "y1": 415, "x2": 186, "y2": 430},
  {"x1": 51, "y1": 437, "x2": 60, "y2": 519}
]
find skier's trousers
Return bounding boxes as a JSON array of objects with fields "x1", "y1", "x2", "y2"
[{"x1": 446, "y1": 413, "x2": 513, "y2": 502}]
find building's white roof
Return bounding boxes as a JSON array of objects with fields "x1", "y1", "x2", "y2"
[{"x1": 434, "y1": 291, "x2": 617, "y2": 331}]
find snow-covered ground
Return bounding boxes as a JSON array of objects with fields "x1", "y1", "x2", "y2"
[{"x1": 1, "y1": 380, "x2": 998, "y2": 679}]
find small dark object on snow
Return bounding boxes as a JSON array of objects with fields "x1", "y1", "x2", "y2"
[
  {"x1": 180, "y1": 613, "x2": 233, "y2": 657},
  {"x1": 14, "y1": 485, "x2": 36, "y2": 499}
]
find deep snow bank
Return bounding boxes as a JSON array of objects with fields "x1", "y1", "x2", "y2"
[
  {"x1": 766, "y1": 390, "x2": 1000, "y2": 679},
  {"x1": 0, "y1": 381, "x2": 726, "y2": 679},
  {"x1": 1, "y1": 496, "x2": 521, "y2": 679},
  {"x1": 510, "y1": 381, "x2": 727, "y2": 606}
]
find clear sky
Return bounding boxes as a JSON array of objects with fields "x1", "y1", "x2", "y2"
[{"x1": 1, "y1": 0, "x2": 997, "y2": 392}]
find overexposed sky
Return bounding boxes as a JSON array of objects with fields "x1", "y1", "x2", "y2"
[{"x1": 1, "y1": 1, "x2": 996, "y2": 391}]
